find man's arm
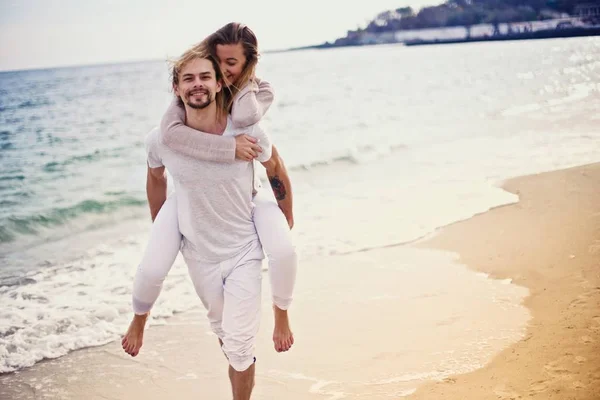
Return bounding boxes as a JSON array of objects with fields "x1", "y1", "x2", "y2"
[
  {"x1": 146, "y1": 165, "x2": 167, "y2": 222},
  {"x1": 261, "y1": 145, "x2": 294, "y2": 229}
]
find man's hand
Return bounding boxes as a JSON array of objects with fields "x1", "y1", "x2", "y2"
[{"x1": 235, "y1": 134, "x2": 262, "y2": 161}]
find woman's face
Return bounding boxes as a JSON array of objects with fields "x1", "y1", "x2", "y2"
[{"x1": 216, "y1": 43, "x2": 246, "y2": 87}]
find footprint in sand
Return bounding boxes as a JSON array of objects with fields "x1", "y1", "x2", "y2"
[
  {"x1": 591, "y1": 316, "x2": 600, "y2": 331},
  {"x1": 588, "y1": 240, "x2": 600, "y2": 255},
  {"x1": 574, "y1": 356, "x2": 587, "y2": 364},
  {"x1": 580, "y1": 335, "x2": 594, "y2": 344},
  {"x1": 572, "y1": 381, "x2": 585, "y2": 390},
  {"x1": 528, "y1": 380, "x2": 549, "y2": 396},
  {"x1": 568, "y1": 288, "x2": 599, "y2": 309},
  {"x1": 544, "y1": 362, "x2": 572, "y2": 378},
  {"x1": 493, "y1": 384, "x2": 522, "y2": 399},
  {"x1": 568, "y1": 295, "x2": 588, "y2": 308}
]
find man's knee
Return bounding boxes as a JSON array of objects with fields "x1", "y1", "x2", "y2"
[
  {"x1": 222, "y1": 336, "x2": 256, "y2": 372},
  {"x1": 228, "y1": 355, "x2": 256, "y2": 372}
]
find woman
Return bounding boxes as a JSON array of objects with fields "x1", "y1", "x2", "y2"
[{"x1": 122, "y1": 23, "x2": 297, "y2": 357}]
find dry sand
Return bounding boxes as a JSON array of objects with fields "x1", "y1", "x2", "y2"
[{"x1": 409, "y1": 163, "x2": 600, "y2": 400}]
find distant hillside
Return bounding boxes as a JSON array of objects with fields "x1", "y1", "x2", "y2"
[{"x1": 328, "y1": 0, "x2": 597, "y2": 46}]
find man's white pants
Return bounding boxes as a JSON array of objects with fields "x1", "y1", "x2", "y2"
[{"x1": 184, "y1": 239, "x2": 264, "y2": 372}]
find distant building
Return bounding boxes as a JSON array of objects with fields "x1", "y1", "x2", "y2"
[{"x1": 574, "y1": 3, "x2": 600, "y2": 18}]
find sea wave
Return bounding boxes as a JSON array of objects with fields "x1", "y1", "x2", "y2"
[
  {"x1": 0, "y1": 197, "x2": 146, "y2": 243},
  {"x1": 289, "y1": 143, "x2": 407, "y2": 172}
]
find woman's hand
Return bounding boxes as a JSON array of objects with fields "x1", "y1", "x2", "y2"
[{"x1": 234, "y1": 134, "x2": 262, "y2": 161}]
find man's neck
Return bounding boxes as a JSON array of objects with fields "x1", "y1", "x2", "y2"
[{"x1": 184, "y1": 104, "x2": 227, "y2": 135}]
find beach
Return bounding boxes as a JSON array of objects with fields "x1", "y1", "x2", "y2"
[
  {"x1": 2, "y1": 163, "x2": 598, "y2": 399},
  {"x1": 409, "y1": 163, "x2": 600, "y2": 400},
  {"x1": 1, "y1": 38, "x2": 600, "y2": 399}
]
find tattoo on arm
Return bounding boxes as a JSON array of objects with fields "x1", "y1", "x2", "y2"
[{"x1": 268, "y1": 175, "x2": 287, "y2": 201}]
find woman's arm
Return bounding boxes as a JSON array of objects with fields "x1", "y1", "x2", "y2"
[
  {"x1": 231, "y1": 78, "x2": 275, "y2": 128},
  {"x1": 159, "y1": 98, "x2": 241, "y2": 162}
]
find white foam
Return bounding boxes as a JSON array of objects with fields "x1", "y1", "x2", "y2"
[
  {"x1": 374, "y1": 371, "x2": 447, "y2": 384},
  {"x1": 267, "y1": 370, "x2": 346, "y2": 400},
  {"x1": 398, "y1": 388, "x2": 417, "y2": 397},
  {"x1": 0, "y1": 232, "x2": 201, "y2": 373},
  {"x1": 501, "y1": 102, "x2": 542, "y2": 116},
  {"x1": 176, "y1": 373, "x2": 198, "y2": 380}
]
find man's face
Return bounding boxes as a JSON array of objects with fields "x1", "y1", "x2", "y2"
[{"x1": 174, "y1": 58, "x2": 222, "y2": 110}]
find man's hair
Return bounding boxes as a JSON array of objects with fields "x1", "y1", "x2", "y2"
[{"x1": 169, "y1": 45, "x2": 230, "y2": 117}]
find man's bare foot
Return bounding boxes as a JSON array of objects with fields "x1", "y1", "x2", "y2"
[
  {"x1": 272, "y1": 305, "x2": 294, "y2": 352},
  {"x1": 121, "y1": 313, "x2": 148, "y2": 357}
]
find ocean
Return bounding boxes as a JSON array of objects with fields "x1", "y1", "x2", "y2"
[{"x1": 1, "y1": 36, "x2": 599, "y2": 391}]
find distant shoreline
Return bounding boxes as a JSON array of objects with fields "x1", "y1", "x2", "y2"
[
  {"x1": 264, "y1": 41, "x2": 393, "y2": 54},
  {"x1": 405, "y1": 26, "x2": 600, "y2": 46},
  {"x1": 271, "y1": 26, "x2": 600, "y2": 53}
]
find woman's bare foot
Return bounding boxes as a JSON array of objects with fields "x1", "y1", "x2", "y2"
[
  {"x1": 121, "y1": 313, "x2": 148, "y2": 357},
  {"x1": 272, "y1": 305, "x2": 294, "y2": 352}
]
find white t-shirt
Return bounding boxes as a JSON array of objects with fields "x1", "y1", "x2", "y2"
[{"x1": 146, "y1": 117, "x2": 272, "y2": 263}]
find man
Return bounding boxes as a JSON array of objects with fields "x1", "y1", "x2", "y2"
[{"x1": 143, "y1": 48, "x2": 271, "y2": 399}]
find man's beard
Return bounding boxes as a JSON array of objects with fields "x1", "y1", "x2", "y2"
[{"x1": 185, "y1": 90, "x2": 213, "y2": 110}]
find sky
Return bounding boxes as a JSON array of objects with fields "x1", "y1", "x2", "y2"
[{"x1": 0, "y1": 0, "x2": 435, "y2": 71}]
